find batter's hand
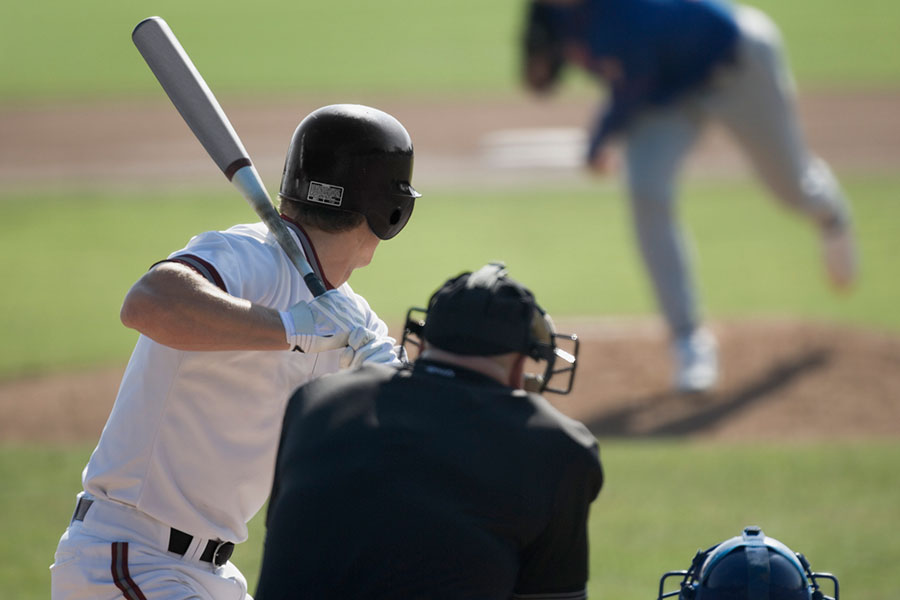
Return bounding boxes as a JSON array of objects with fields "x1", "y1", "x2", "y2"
[
  {"x1": 339, "y1": 326, "x2": 401, "y2": 369},
  {"x1": 282, "y1": 290, "x2": 365, "y2": 354}
]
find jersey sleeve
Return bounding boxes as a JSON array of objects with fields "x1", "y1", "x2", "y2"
[
  {"x1": 586, "y1": 58, "x2": 658, "y2": 158},
  {"x1": 513, "y1": 441, "x2": 603, "y2": 599},
  {"x1": 164, "y1": 227, "x2": 295, "y2": 305}
]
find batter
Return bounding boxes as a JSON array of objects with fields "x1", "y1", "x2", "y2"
[{"x1": 51, "y1": 104, "x2": 421, "y2": 600}]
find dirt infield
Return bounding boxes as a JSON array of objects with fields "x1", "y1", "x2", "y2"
[
  {"x1": 2, "y1": 91, "x2": 899, "y2": 443},
  {"x1": 3, "y1": 317, "x2": 899, "y2": 443},
  {"x1": 3, "y1": 90, "x2": 899, "y2": 188}
]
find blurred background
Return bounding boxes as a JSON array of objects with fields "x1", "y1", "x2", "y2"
[{"x1": 1, "y1": 0, "x2": 898, "y2": 597}]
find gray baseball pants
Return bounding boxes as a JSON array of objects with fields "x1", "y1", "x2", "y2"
[{"x1": 623, "y1": 5, "x2": 850, "y2": 338}]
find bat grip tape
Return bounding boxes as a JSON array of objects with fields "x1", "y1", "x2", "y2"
[{"x1": 304, "y1": 273, "x2": 327, "y2": 297}]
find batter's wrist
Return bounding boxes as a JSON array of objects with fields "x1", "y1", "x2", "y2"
[{"x1": 278, "y1": 310, "x2": 296, "y2": 346}]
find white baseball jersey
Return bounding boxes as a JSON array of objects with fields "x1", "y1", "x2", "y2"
[{"x1": 82, "y1": 218, "x2": 389, "y2": 543}]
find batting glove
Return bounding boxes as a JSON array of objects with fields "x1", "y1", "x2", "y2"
[
  {"x1": 280, "y1": 290, "x2": 366, "y2": 354},
  {"x1": 339, "y1": 326, "x2": 401, "y2": 369}
]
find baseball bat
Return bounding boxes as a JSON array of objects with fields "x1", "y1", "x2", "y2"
[{"x1": 131, "y1": 16, "x2": 327, "y2": 297}]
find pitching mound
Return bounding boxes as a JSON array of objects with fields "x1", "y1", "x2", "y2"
[
  {"x1": 553, "y1": 318, "x2": 900, "y2": 441},
  {"x1": 2, "y1": 318, "x2": 898, "y2": 444}
]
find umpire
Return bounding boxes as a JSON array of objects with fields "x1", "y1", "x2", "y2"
[{"x1": 256, "y1": 263, "x2": 604, "y2": 599}]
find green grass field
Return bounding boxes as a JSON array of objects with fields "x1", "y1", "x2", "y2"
[
  {"x1": 3, "y1": 176, "x2": 899, "y2": 598},
  {"x1": 1, "y1": 174, "x2": 898, "y2": 379},
  {"x1": 2, "y1": 0, "x2": 898, "y2": 598},
  {"x1": 1, "y1": 0, "x2": 898, "y2": 102},
  {"x1": 7, "y1": 440, "x2": 898, "y2": 599}
]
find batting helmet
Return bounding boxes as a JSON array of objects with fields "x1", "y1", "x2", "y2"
[
  {"x1": 658, "y1": 526, "x2": 840, "y2": 600},
  {"x1": 278, "y1": 104, "x2": 421, "y2": 240},
  {"x1": 401, "y1": 263, "x2": 579, "y2": 394}
]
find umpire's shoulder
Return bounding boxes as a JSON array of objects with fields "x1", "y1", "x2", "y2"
[
  {"x1": 286, "y1": 363, "x2": 401, "y2": 418},
  {"x1": 524, "y1": 391, "x2": 599, "y2": 455},
  {"x1": 521, "y1": 392, "x2": 603, "y2": 494}
]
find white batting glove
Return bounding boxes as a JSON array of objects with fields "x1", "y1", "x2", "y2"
[
  {"x1": 280, "y1": 290, "x2": 366, "y2": 354},
  {"x1": 339, "y1": 326, "x2": 401, "y2": 369}
]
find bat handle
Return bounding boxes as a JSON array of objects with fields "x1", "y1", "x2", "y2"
[
  {"x1": 303, "y1": 273, "x2": 327, "y2": 297},
  {"x1": 231, "y1": 166, "x2": 327, "y2": 297}
]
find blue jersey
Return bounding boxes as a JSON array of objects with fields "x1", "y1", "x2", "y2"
[{"x1": 552, "y1": 0, "x2": 740, "y2": 154}]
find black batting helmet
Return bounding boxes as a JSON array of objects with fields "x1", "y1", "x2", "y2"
[
  {"x1": 658, "y1": 526, "x2": 840, "y2": 600},
  {"x1": 278, "y1": 104, "x2": 421, "y2": 240}
]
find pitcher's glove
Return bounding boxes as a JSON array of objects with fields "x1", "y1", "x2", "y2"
[{"x1": 523, "y1": 2, "x2": 567, "y2": 93}]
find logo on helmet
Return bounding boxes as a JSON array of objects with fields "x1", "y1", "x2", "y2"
[{"x1": 306, "y1": 181, "x2": 344, "y2": 207}]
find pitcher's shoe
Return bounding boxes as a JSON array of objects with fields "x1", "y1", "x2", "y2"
[
  {"x1": 672, "y1": 328, "x2": 718, "y2": 393},
  {"x1": 821, "y1": 220, "x2": 858, "y2": 290}
]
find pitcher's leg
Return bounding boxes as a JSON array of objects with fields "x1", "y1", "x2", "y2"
[
  {"x1": 625, "y1": 109, "x2": 702, "y2": 338},
  {"x1": 709, "y1": 5, "x2": 857, "y2": 287},
  {"x1": 624, "y1": 107, "x2": 718, "y2": 391}
]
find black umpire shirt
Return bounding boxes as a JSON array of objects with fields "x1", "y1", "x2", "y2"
[{"x1": 256, "y1": 358, "x2": 604, "y2": 600}]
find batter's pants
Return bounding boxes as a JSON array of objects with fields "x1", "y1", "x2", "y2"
[{"x1": 50, "y1": 492, "x2": 252, "y2": 600}]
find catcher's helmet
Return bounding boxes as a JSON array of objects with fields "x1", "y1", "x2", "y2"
[
  {"x1": 278, "y1": 104, "x2": 421, "y2": 240},
  {"x1": 658, "y1": 526, "x2": 840, "y2": 600},
  {"x1": 401, "y1": 263, "x2": 579, "y2": 394}
]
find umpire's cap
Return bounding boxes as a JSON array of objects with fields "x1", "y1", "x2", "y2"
[{"x1": 423, "y1": 262, "x2": 544, "y2": 356}]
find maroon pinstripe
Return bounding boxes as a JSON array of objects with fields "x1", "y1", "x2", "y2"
[{"x1": 111, "y1": 542, "x2": 147, "y2": 600}]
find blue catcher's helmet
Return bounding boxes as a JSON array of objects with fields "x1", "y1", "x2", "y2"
[{"x1": 658, "y1": 526, "x2": 840, "y2": 600}]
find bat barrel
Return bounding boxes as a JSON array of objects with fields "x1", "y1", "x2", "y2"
[
  {"x1": 132, "y1": 16, "x2": 327, "y2": 297},
  {"x1": 132, "y1": 16, "x2": 249, "y2": 176}
]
